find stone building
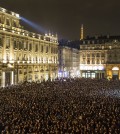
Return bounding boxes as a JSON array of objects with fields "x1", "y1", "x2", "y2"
[
  {"x1": 0, "y1": 7, "x2": 58, "y2": 87},
  {"x1": 80, "y1": 35, "x2": 120, "y2": 79}
]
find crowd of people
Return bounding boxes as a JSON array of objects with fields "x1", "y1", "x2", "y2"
[{"x1": 0, "y1": 78, "x2": 120, "y2": 134}]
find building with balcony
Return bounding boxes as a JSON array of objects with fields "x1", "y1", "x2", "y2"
[
  {"x1": 80, "y1": 35, "x2": 120, "y2": 79},
  {"x1": 0, "y1": 7, "x2": 58, "y2": 87}
]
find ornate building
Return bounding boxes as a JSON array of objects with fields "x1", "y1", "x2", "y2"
[
  {"x1": 80, "y1": 36, "x2": 120, "y2": 79},
  {"x1": 0, "y1": 7, "x2": 58, "y2": 87}
]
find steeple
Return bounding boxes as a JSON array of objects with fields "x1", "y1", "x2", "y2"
[{"x1": 80, "y1": 24, "x2": 84, "y2": 40}]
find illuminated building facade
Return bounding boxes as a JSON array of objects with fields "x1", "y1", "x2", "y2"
[
  {"x1": 0, "y1": 7, "x2": 58, "y2": 87},
  {"x1": 58, "y1": 40, "x2": 80, "y2": 78},
  {"x1": 80, "y1": 36, "x2": 120, "y2": 79}
]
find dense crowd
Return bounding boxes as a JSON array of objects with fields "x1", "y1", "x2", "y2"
[{"x1": 0, "y1": 78, "x2": 120, "y2": 134}]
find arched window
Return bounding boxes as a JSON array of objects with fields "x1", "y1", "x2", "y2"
[{"x1": 112, "y1": 67, "x2": 119, "y2": 71}]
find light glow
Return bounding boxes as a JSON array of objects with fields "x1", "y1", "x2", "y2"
[
  {"x1": 80, "y1": 65, "x2": 104, "y2": 70},
  {"x1": 112, "y1": 67, "x2": 119, "y2": 70},
  {"x1": 20, "y1": 17, "x2": 46, "y2": 33},
  {"x1": 16, "y1": 13, "x2": 20, "y2": 18}
]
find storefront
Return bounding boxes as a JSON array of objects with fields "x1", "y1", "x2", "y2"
[
  {"x1": 81, "y1": 70, "x2": 105, "y2": 79},
  {"x1": 112, "y1": 67, "x2": 119, "y2": 79},
  {"x1": 80, "y1": 65, "x2": 105, "y2": 79}
]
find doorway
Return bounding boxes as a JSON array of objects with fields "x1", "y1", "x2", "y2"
[
  {"x1": 112, "y1": 67, "x2": 119, "y2": 80},
  {"x1": 5, "y1": 72, "x2": 11, "y2": 86}
]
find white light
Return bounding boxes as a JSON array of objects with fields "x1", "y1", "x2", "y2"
[
  {"x1": 3, "y1": 28, "x2": 6, "y2": 31},
  {"x1": 2, "y1": 8, "x2": 6, "y2": 12},
  {"x1": 83, "y1": 66, "x2": 87, "y2": 70},
  {"x1": 112, "y1": 67, "x2": 119, "y2": 71},
  {"x1": 87, "y1": 66, "x2": 92, "y2": 70},
  {"x1": 9, "y1": 60, "x2": 14, "y2": 63},
  {"x1": 98, "y1": 66, "x2": 104, "y2": 70},
  {"x1": 93, "y1": 66, "x2": 97, "y2": 70},
  {"x1": 16, "y1": 13, "x2": 20, "y2": 18},
  {"x1": 11, "y1": 12, "x2": 15, "y2": 16},
  {"x1": 7, "y1": 64, "x2": 14, "y2": 68},
  {"x1": 3, "y1": 60, "x2": 7, "y2": 63},
  {"x1": 80, "y1": 66, "x2": 84, "y2": 70}
]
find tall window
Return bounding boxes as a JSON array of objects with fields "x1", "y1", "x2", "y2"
[
  {"x1": 46, "y1": 46, "x2": 48, "y2": 53},
  {"x1": 87, "y1": 58, "x2": 90, "y2": 64},
  {"x1": 35, "y1": 44, "x2": 38, "y2": 52},
  {"x1": 24, "y1": 41, "x2": 26, "y2": 50},
  {"x1": 19, "y1": 41, "x2": 23, "y2": 50},
  {"x1": 0, "y1": 38, "x2": 2, "y2": 47},
  {"x1": 14, "y1": 40, "x2": 17, "y2": 49},
  {"x1": 82, "y1": 58, "x2": 85, "y2": 64},
  {"x1": 96, "y1": 59, "x2": 99, "y2": 64},
  {"x1": 87, "y1": 53, "x2": 90, "y2": 57},
  {"x1": 101, "y1": 53, "x2": 105, "y2": 57},
  {"x1": 96, "y1": 53, "x2": 100, "y2": 57},
  {"x1": 92, "y1": 53, "x2": 95, "y2": 57},
  {"x1": 29, "y1": 43, "x2": 32, "y2": 51},
  {"x1": 41, "y1": 45, "x2": 43, "y2": 52},
  {"x1": 6, "y1": 38, "x2": 10, "y2": 48},
  {"x1": 92, "y1": 59, "x2": 95, "y2": 64},
  {"x1": 101, "y1": 59, "x2": 105, "y2": 64}
]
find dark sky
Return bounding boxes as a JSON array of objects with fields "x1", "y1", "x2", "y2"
[{"x1": 0, "y1": 0, "x2": 120, "y2": 40}]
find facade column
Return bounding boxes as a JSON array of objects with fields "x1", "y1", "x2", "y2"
[
  {"x1": 11, "y1": 71, "x2": 14, "y2": 85},
  {"x1": 2, "y1": 71, "x2": 5, "y2": 87}
]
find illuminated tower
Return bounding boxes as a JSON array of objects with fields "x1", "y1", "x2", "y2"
[{"x1": 80, "y1": 24, "x2": 84, "y2": 40}]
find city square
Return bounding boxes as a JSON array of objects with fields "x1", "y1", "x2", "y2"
[{"x1": 0, "y1": 0, "x2": 120, "y2": 133}]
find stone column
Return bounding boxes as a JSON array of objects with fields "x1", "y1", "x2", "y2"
[{"x1": 2, "y1": 71, "x2": 5, "y2": 87}]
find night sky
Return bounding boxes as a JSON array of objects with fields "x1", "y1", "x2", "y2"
[{"x1": 0, "y1": 0, "x2": 120, "y2": 40}]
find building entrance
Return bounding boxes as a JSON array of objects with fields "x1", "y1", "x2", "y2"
[
  {"x1": 112, "y1": 67, "x2": 119, "y2": 80},
  {"x1": 5, "y1": 72, "x2": 11, "y2": 86}
]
